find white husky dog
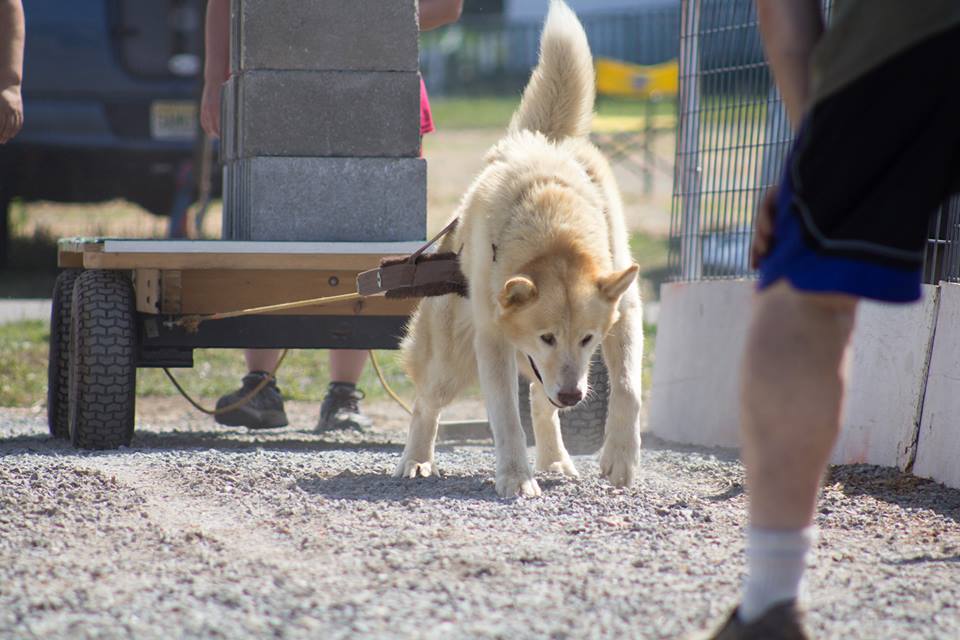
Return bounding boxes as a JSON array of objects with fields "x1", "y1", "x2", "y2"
[{"x1": 395, "y1": 0, "x2": 643, "y2": 497}]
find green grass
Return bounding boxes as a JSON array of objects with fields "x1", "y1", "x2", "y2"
[
  {"x1": 0, "y1": 319, "x2": 657, "y2": 409},
  {"x1": 630, "y1": 231, "x2": 670, "y2": 274},
  {"x1": 137, "y1": 348, "x2": 414, "y2": 404},
  {"x1": 431, "y1": 95, "x2": 676, "y2": 130},
  {"x1": 0, "y1": 320, "x2": 50, "y2": 407},
  {"x1": 630, "y1": 231, "x2": 672, "y2": 302},
  {"x1": 0, "y1": 319, "x2": 415, "y2": 408},
  {"x1": 432, "y1": 96, "x2": 523, "y2": 129},
  {"x1": 642, "y1": 322, "x2": 657, "y2": 396}
]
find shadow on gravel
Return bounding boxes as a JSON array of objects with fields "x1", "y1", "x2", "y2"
[
  {"x1": 641, "y1": 433, "x2": 741, "y2": 463},
  {"x1": 884, "y1": 553, "x2": 960, "y2": 566},
  {"x1": 828, "y1": 464, "x2": 960, "y2": 523},
  {"x1": 0, "y1": 431, "x2": 405, "y2": 457},
  {"x1": 296, "y1": 470, "x2": 568, "y2": 503}
]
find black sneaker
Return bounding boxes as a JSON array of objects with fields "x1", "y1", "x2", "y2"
[
  {"x1": 214, "y1": 372, "x2": 288, "y2": 429},
  {"x1": 703, "y1": 602, "x2": 809, "y2": 640},
  {"x1": 317, "y1": 382, "x2": 373, "y2": 432}
]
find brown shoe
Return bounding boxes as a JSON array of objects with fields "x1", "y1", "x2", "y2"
[{"x1": 704, "y1": 602, "x2": 809, "y2": 640}]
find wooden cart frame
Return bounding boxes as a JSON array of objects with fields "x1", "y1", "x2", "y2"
[
  {"x1": 49, "y1": 238, "x2": 419, "y2": 449},
  {"x1": 49, "y1": 238, "x2": 609, "y2": 453}
]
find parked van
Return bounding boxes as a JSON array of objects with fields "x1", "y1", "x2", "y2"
[{"x1": 0, "y1": 0, "x2": 211, "y2": 263}]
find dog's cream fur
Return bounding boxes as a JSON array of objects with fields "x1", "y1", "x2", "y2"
[{"x1": 395, "y1": 0, "x2": 643, "y2": 497}]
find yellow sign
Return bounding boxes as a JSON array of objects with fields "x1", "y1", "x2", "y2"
[{"x1": 595, "y1": 58, "x2": 679, "y2": 99}]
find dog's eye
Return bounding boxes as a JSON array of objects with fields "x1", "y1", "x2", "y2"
[
  {"x1": 540, "y1": 333, "x2": 556, "y2": 346},
  {"x1": 580, "y1": 334, "x2": 593, "y2": 347}
]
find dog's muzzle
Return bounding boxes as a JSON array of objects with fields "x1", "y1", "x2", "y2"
[{"x1": 526, "y1": 355, "x2": 565, "y2": 409}]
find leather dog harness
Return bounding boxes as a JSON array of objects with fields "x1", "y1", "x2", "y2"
[{"x1": 357, "y1": 217, "x2": 469, "y2": 299}]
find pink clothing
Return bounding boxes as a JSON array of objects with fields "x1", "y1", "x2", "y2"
[{"x1": 420, "y1": 77, "x2": 435, "y2": 135}]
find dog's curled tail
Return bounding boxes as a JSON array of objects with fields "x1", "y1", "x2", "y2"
[{"x1": 509, "y1": 0, "x2": 595, "y2": 142}]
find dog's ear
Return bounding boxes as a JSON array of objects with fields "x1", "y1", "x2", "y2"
[
  {"x1": 498, "y1": 276, "x2": 538, "y2": 310},
  {"x1": 597, "y1": 264, "x2": 639, "y2": 301}
]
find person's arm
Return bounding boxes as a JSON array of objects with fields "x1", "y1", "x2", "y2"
[
  {"x1": 0, "y1": 0, "x2": 25, "y2": 144},
  {"x1": 755, "y1": 0, "x2": 823, "y2": 129},
  {"x1": 200, "y1": 0, "x2": 230, "y2": 138},
  {"x1": 419, "y1": 0, "x2": 463, "y2": 32}
]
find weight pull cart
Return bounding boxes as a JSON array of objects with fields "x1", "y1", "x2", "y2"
[
  {"x1": 48, "y1": 237, "x2": 610, "y2": 453},
  {"x1": 48, "y1": 238, "x2": 420, "y2": 449}
]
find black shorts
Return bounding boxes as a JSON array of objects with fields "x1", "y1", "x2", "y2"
[{"x1": 760, "y1": 25, "x2": 960, "y2": 302}]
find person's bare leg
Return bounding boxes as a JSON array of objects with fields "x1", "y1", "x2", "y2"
[
  {"x1": 741, "y1": 281, "x2": 857, "y2": 528},
  {"x1": 245, "y1": 348, "x2": 281, "y2": 373},
  {"x1": 329, "y1": 349, "x2": 368, "y2": 383},
  {"x1": 737, "y1": 280, "x2": 858, "y2": 622}
]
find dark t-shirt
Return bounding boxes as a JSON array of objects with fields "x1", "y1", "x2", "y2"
[{"x1": 811, "y1": 0, "x2": 960, "y2": 104}]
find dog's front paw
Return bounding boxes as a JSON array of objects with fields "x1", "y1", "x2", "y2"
[
  {"x1": 599, "y1": 438, "x2": 640, "y2": 487},
  {"x1": 537, "y1": 456, "x2": 580, "y2": 478},
  {"x1": 495, "y1": 468, "x2": 542, "y2": 498},
  {"x1": 394, "y1": 457, "x2": 437, "y2": 479}
]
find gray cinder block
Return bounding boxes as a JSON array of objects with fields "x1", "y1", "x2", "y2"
[
  {"x1": 223, "y1": 71, "x2": 421, "y2": 160},
  {"x1": 221, "y1": 165, "x2": 231, "y2": 239},
  {"x1": 230, "y1": 0, "x2": 419, "y2": 73},
  {"x1": 224, "y1": 157, "x2": 427, "y2": 242},
  {"x1": 220, "y1": 77, "x2": 236, "y2": 163}
]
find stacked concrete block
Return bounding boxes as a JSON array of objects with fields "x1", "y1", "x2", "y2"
[
  {"x1": 230, "y1": 0, "x2": 419, "y2": 73},
  {"x1": 221, "y1": 72, "x2": 421, "y2": 160},
  {"x1": 222, "y1": 0, "x2": 426, "y2": 242},
  {"x1": 230, "y1": 157, "x2": 426, "y2": 242}
]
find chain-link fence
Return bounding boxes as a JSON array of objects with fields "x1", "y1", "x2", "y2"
[
  {"x1": 668, "y1": 0, "x2": 960, "y2": 284},
  {"x1": 924, "y1": 196, "x2": 960, "y2": 285}
]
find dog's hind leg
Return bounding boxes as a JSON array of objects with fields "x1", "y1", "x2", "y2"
[
  {"x1": 394, "y1": 398, "x2": 445, "y2": 479},
  {"x1": 528, "y1": 381, "x2": 579, "y2": 478},
  {"x1": 395, "y1": 298, "x2": 475, "y2": 479},
  {"x1": 598, "y1": 293, "x2": 644, "y2": 487}
]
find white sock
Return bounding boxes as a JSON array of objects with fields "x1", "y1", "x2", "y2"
[{"x1": 738, "y1": 526, "x2": 816, "y2": 623}]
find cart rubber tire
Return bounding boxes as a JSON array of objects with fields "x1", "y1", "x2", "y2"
[
  {"x1": 47, "y1": 269, "x2": 81, "y2": 438},
  {"x1": 519, "y1": 353, "x2": 609, "y2": 455},
  {"x1": 68, "y1": 270, "x2": 137, "y2": 450}
]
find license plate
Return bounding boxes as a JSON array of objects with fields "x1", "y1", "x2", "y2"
[{"x1": 150, "y1": 100, "x2": 197, "y2": 140}]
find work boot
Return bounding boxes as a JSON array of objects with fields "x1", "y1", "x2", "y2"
[
  {"x1": 214, "y1": 371, "x2": 288, "y2": 429},
  {"x1": 701, "y1": 602, "x2": 809, "y2": 640},
  {"x1": 317, "y1": 382, "x2": 373, "y2": 432}
]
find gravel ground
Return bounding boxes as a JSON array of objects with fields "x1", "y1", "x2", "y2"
[{"x1": 2, "y1": 399, "x2": 960, "y2": 639}]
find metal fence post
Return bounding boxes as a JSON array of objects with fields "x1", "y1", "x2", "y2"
[{"x1": 677, "y1": 0, "x2": 702, "y2": 280}]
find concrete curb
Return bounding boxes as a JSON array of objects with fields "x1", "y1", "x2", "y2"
[{"x1": 648, "y1": 280, "x2": 958, "y2": 486}]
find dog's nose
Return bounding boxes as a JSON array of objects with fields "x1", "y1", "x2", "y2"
[{"x1": 557, "y1": 389, "x2": 583, "y2": 407}]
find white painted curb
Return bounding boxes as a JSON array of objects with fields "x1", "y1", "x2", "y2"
[
  {"x1": 647, "y1": 280, "x2": 750, "y2": 449},
  {"x1": 914, "y1": 283, "x2": 960, "y2": 488},
  {"x1": 837, "y1": 287, "x2": 938, "y2": 468},
  {"x1": 647, "y1": 280, "x2": 940, "y2": 472}
]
